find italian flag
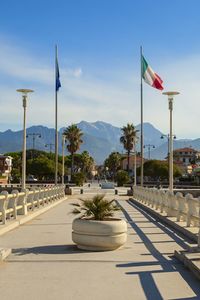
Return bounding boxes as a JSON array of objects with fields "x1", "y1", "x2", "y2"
[{"x1": 142, "y1": 55, "x2": 164, "y2": 90}]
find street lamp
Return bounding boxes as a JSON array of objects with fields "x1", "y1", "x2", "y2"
[
  {"x1": 17, "y1": 89, "x2": 34, "y2": 190},
  {"x1": 161, "y1": 134, "x2": 176, "y2": 174},
  {"x1": 163, "y1": 91, "x2": 180, "y2": 192},
  {"x1": 27, "y1": 133, "x2": 41, "y2": 159},
  {"x1": 133, "y1": 137, "x2": 139, "y2": 186},
  {"x1": 144, "y1": 144, "x2": 155, "y2": 160},
  {"x1": 27, "y1": 133, "x2": 41, "y2": 150},
  {"x1": 45, "y1": 143, "x2": 54, "y2": 153},
  {"x1": 62, "y1": 134, "x2": 66, "y2": 185}
]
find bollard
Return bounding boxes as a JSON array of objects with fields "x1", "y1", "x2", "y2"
[
  {"x1": 80, "y1": 189, "x2": 84, "y2": 194},
  {"x1": 115, "y1": 189, "x2": 118, "y2": 195}
]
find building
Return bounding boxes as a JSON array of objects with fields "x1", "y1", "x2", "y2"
[
  {"x1": 173, "y1": 147, "x2": 199, "y2": 165},
  {"x1": 173, "y1": 147, "x2": 200, "y2": 174},
  {"x1": 121, "y1": 154, "x2": 143, "y2": 175},
  {"x1": 0, "y1": 155, "x2": 12, "y2": 184}
]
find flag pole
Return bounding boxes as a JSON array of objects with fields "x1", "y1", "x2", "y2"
[
  {"x1": 55, "y1": 45, "x2": 58, "y2": 185},
  {"x1": 140, "y1": 46, "x2": 144, "y2": 187}
]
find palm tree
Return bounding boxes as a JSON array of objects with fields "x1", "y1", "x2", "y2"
[
  {"x1": 120, "y1": 123, "x2": 138, "y2": 175},
  {"x1": 104, "y1": 152, "x2": 121, "y2": 181},
  {"x1": 63, "y1": 124, "x2": 83, "y2": 176},
  {"x1": 81, "y1": 151, "x2": 94, "y2": 175},
  {"x1": 71, "y1": 194, "x2": 120, "y2": 220}
]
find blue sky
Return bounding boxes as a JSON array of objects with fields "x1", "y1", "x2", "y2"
[{"x1": 0, "y1": 0, "x2": 200, "y2": 138}]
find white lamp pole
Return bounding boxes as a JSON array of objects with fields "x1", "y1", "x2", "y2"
[
  {"x1": 134, "y1": 147, "x2": 137, "y2": 186},
  {"x1": 62, "y1": 134, "x2": 66, "y2": 185},
  {"x1": 17, "y1": 89, "x2": 34, "y2": 190},
  {"x1": 163, "y1": 91, "x2": 179, "y2": 193}
]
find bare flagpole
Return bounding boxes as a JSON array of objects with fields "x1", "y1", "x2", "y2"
[
  {"x1": 140, "y1": 46, "x2": 144, "y2": 186},
  {"x1": 55, "y1": 45, "x2": 58, "y2": 185}
]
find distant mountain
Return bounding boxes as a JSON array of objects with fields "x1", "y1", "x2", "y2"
[{"x1": 0, "y1": 121, "x2": 199, "y2": 164}]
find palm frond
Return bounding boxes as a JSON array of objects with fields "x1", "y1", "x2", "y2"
[{"x1": 71, "y1": 194, "x2": 121, "y2": 220}]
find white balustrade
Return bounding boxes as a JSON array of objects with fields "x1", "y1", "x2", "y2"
[
  {"x1": 0, "y1": 185, "x2": 65, "y2": 225},
  {"x1": 133, "y1": 186, "x2": 200, "y2": 229}
]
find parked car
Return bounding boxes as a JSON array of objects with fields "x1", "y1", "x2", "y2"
[{"x1": 27, "y1": 175, "x2": 38, "y2": 182}]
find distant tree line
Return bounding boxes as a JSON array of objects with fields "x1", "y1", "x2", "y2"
[
  {"x1": 6, "y1": 124, "x2": 94, "y2": 185},
  {"x1": 103, "y1": 123, "x2": 182, "y2": 186}
]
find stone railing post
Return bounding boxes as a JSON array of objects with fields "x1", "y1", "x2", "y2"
[
  {"x1": 198, "y1": 196, "x2": 200, "y2": 248},
  {"x1": 0, "y1": 191, "x2": 8, "y2": 224},
  {"x1": 186, "y1": 193, "x2": 193, "y2": 227},
  {"x1": 19, "y1": 189, "x2": 28, "y2": 215},
  {"x1": 11, "y1": 190, "x2": 19, "y2": 219}
]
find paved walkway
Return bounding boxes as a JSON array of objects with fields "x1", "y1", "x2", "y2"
[{"x1": 0, "y1": 194, "x2": 200, "y2": 300}]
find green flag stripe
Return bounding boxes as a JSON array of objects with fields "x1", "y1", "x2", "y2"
[{"x1": 142, "y1": 55, "x2": 148, "y2": 77}]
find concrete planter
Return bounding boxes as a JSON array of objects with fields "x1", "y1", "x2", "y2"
[{"x1": 72, "y1": 218, "x2": 127, "y2": 251}]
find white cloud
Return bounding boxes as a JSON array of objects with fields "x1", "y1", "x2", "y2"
[{"x1": 73, "y1": 68, "x2": 83, "y2": 78}]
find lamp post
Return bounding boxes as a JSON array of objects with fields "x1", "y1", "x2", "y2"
[
  {"x1": 161, "y1": 134, "x2": 176, "y2": 176},
  {"x1": 144, "y1": 144, "x2": 155, "y2": 160},
  {"x1": 134, "y1": 149, "x2": 137, "y2": 186},
  {"x1": 62, "y1": 134, "x2": 66, "y2": 185},
  {"x1": 45, "y1": 143, "x2": 54, "y2": 154},
  {"x1": 163, "y1": 91, "x2": 179, "y2": 192},
  {"x1": 133, "y1": 137, "x2": 139, "y2": 186},
  {"x1": 26, "y1": 133, "x2": 41, "y2": 159},
  {"x1": 27, "y1": 133, "x2": 41, "y2": 150},
  {"x1": 17, "y1": 89, "x2": 34, "y2": 190}
]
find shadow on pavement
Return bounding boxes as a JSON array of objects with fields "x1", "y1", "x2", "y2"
[
  {"x1": 12, "y1": 244, "x2": 91, "y2": 255},
  {"x1": 115, "y1": 200, "x2": 200, "y2": 300}
]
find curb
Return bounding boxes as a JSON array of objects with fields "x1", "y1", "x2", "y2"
[
  {"x1": 174, "y1": 249, "x2": 200, "y2": 280},
  {"x1": 0, "y1": 197, "x2": 67, "y2": 237}
]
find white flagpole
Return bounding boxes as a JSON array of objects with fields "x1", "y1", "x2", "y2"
[
  {"x1": 140, "y1": 46, "x2": 144, "y2": 186},
  {"x1": 55, "y1": 45, "x2": 58, "y2": 185}
]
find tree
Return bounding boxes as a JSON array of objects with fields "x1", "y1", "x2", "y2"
[
  {"x1": 27, "y1": 157, "x2": 55, "y2": 180},
  {"x1": 71, "y1": 172, "x2": 85, "y2": 186},
  {"x1": 137, "y1": 160, "x2": 182, "y2": 180},
  {"x1": 80, "y1": 151, "x2": 94, "y2": 176},
  {"x1": 64, "y1": 151, "x2": 94, "y2": 178},
  {"x1": 5, "y1": 150, "x2": 64, "y2": 182},
  {"x1": 63, "y1": 124, "x2": 83, "y2": 176},
  {"x1": 104, "y1": 152, "x2": 122, "y2": 180},
  {"x1": 116, "y1": 170, "x2": 129, "y2": 187},
  {"x1": 120, "y1": 123, "x2": 138, "y2": 174}
]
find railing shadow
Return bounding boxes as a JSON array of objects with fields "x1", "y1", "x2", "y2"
[{"x1": 115, "y1": 200, "x2": 200, "y2": 300}]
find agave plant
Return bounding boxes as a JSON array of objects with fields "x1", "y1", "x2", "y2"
[{"x1": 71, "y1": 194, "x2": 120, "y2": 221}]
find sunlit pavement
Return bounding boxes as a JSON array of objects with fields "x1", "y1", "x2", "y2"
[{"x1": 0, "y1": 186, "x2": 200, "y2": 300}]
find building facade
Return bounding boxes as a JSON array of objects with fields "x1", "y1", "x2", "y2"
[
  {"x1": 173, "y1": 147, "x2": 199, "y2": 166},
  {"x1": 121, "y1": 154, "x2": 143, "y2": 175},
  {"x1": 0, "y1": 155, "x2": 12, "y2": 184}
]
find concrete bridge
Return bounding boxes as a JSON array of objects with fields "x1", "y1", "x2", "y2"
[{"x1": 0, "y1": 184, "x2": 200, "y2": 299}]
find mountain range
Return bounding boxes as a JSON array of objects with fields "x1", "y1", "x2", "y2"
[{"x1": 0, "y1": 121, "x2": 200, "y2": 164}]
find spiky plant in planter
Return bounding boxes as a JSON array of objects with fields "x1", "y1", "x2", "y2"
[
  {"x1": 71, "y1": 194, "x2": 120, "y2": 220},
  {"x1": 71, "y1": 194, "x2": 127, "y2": 251}
]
